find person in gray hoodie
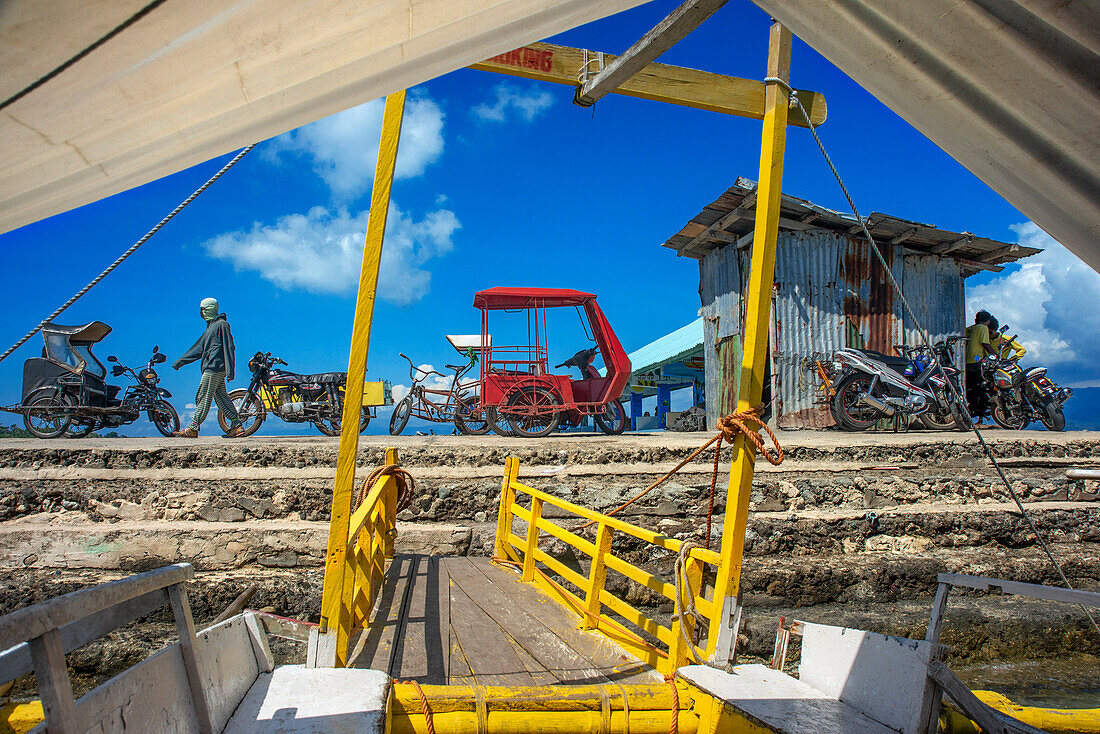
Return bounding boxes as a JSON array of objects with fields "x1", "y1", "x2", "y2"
[{"x1": 172, "y1": 298, "x2": 243, "y2": 437}]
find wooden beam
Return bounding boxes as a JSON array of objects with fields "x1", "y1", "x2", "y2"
[
  {"x1": 471, "y1": 42, "x2": 826, "y2": 127},
  {"x1": 888, "y1": 227, "x2": 919, "y2": 244},
  {"x1": 677, "y1": 191, "x2": 758, "y2": 253},
  {"x1": 799, "y1": 210, "x2": 819, "y2": 223},
  {"x1": 956, "y1": 257, "x2": 1005, "y2": 273},
  {"x1": 708, "y1": 21, "x2": 792, "y2": 665},
  {"x1": 319, "y1": 91, "x2": 406, "y2": 668},
  {"x1": 930, "y1": 234, "x2": 973, "y2": 254},
  {"x1": 734, "y1": 231, "x2": 754, "y2": 250},
  {"x1": 977, "y1": 243, "x2": 1021, "y2": 263},
  {"x1": 574, "y1": 0, "x2": 729, "y2": 107},
  {"x1": 938, "y1": 572, "x2": 1100, "y2": 608}
]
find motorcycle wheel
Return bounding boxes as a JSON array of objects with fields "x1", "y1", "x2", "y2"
[
  {"x1": 315, "y1": 407, "x2": 371, "y2": 436},
  {"x1": 65, "y1": 418, "x2": 97, "y2": 439},
  {"x1": 23, "y1": 391, "x2": 72, "y2": 439},
  {"x1": 1039, "y1": 400, "x2": 1066, "y2": 432},
  {"x1": 830, "y1": 375, "x2": 881, "y2": 431},
  {"x1": 149, "y1": 401, "x2": 181, "y2": 437},
  {"x1": 505, "y1": 386, "x2": 562, "y2": 438},
  {"x1": 487, "y1": 407, "x2": 514, "y2": 437},
  {"x1": 455, "y1": 398, "x2": 490, "y2": 435},
  {"x1": 919, "y1": 405, "x2": 959, "y2": 431},
  {"x1": 991, "y1": 401, "x2": 1028, "y2": 430},
  {"x1": 218, "y1": 389, "x2": 265, "y2": 437},
  {"x1": 594, "y1": 400, "x2": 627, "y2": 435},
  {"x1": 389, "y1": 396, "x2": 413, "y2": 436}
]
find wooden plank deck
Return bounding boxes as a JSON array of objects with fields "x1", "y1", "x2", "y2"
[{"x1": 350, "y1": 555, "x2": 660, "y2": 686}]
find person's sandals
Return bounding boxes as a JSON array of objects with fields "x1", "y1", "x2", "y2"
[
  {"x1": 222, "y1": 424, "x2": 246, "y2": 438},
  {"x1": 173, "y1": 427, "x2": 199, "y2": 438}
]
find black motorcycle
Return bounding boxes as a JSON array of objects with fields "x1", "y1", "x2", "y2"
[
  {"x1": 217, "y1": 352, "x2": 375, "y2": 437},
  {"x1": 980, "y1": 326, "x2": 1071, "y2": 431},
  {"x1": 18, "y1": 321, "x2": 179, "y2": 438}
]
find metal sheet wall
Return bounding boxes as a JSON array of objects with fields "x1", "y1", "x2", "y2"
[
  {"x1": 698, "y1": 245, "x2": 744, "y2": 429},
  {"x1": 699, "y1": 230, "x2": 966, "y2": 430}
]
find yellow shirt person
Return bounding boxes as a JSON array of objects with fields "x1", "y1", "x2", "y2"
[
  {"x1": 991, "y1": 332, "x2": 1026, "y2": 361},
  {"x1": 965, "y1": 322, "x2": 992, "y2": 363}
]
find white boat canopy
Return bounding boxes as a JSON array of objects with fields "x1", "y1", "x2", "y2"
[{"x1": 1, "y1": 0, "x2": 1097, "y2": 272}]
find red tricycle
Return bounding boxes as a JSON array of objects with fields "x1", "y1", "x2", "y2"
[{"x1": 474, "y1": 287, "x2": 631, "y2": 438}]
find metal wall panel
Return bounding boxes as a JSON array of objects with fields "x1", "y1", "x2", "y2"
[
  {"x1": 772, "y1": 231, "x2": 846, "y2": 428},
  {"x1": 699, "y1": 230, "x2": 965, "y2": 430},
  {"x1": 698, "y1": 246, "x2": 743, "y2": 429}
]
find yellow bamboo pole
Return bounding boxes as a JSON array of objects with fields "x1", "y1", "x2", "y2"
[
  {"x1": 706, "y1": 22, "x2": 792, "y2": 662},
  {"x1": 318, "y1": 90, "x2": 406, "y2": 667}
]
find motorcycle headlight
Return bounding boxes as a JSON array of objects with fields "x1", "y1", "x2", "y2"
[{"x1": 141, "y1": 370, "x2": 158, "y2": 385}]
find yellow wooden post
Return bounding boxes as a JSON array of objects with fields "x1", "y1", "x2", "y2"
[
  {"x1": 522, "y1": 496, "x2": 543, "y2": 582},
  {"x1": 581, "y1": 523, "x2": 613, "y2": 630},
  {"x1": 495, "y1": 457, "x2": 519, "y2": 560},
  {"x1": 707, "y1": 22, "x2": 792, "y2": 663},
  {"x1": 382, "y1": 447, "x2": 399, "y2": 558},
  {"x1": 318, "y1": 91, "x2": 406, "y2": 668}
]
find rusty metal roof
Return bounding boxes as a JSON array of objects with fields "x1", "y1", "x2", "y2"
[{"x1": 661, "y1": 177, "x2": 1041, "y2": 275}]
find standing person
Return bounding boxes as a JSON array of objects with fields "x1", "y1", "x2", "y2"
[
  {"x1": 171, "y1": 298, "x2": 244, "y2": 438},
  {"x1": 964, "y1": 310, "x2": 996, "y2": 421}
]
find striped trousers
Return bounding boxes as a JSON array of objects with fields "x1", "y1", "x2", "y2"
[{"x1": 190, "y1": 370, "x2": 238, "y2": 431}]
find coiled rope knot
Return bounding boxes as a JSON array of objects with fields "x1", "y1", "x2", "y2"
[
  {"x1": 716, "y1": 407, "x2": 784, "y2": 466},
  {"x1": 354, "y1": 463, "x2": 416, "y2": 514}
]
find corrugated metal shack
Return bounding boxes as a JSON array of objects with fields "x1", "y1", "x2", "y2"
[{"x1": 662, "y1": 178, "x2": 1042, "y2": 429}]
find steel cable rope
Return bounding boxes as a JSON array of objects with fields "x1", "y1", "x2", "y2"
[
  {"x1": 765, "y1": 75, "x2": 1100, "y2": 638},
  {"x1": 1, "y1": 0, "x2": 170, "y2": 112},
  {"x1": 0, "y1": 144, "x2": 255, "y2": 366}
]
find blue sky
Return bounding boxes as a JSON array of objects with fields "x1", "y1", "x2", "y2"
[{"x1": 1, "y1": 1, "x2": 1097, "y2": 435}]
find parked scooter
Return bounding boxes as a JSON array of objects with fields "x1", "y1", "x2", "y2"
[
  {"x1": 980, "y1": 326, "x2": 1071, "y2": 431},
  {"x1": 828, "y1": 336, "x2": 969, "y2": 431},
  {"x1": 217, "y1": 352, "x2": 378, "y2": 437}
]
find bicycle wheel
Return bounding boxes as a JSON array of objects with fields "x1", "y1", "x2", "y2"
[
  {"x1": 389, "y1": 395, "x2": 413, "y2": 435},
  {"x1": 487, "y1": 407, "x2": 513, "y2": 437},
  {"x1": 455, "y1": 397, "x2": 490, "y2": 435}
]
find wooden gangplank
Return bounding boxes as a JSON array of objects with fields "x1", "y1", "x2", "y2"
[{"x1": 351, "y1": 555, "x2": 660, "y2": 686}]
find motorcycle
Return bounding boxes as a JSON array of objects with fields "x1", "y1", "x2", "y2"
[
  {"x1": 828, "y1": 336, "x2": 969, "y2": 431},
  {"x1": 17, "y1": 321, "x2": 179, "y2": 438},
  {"x1": 217, "y1": 352, "x2": 377, "y2": 437},
  {"x1": 980, "y1": 326, "x2": 1071, "y2": 431}
]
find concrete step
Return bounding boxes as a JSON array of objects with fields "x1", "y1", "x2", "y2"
[
  {"x1": 0, "y1": 519, "x2": 472, "y2": 571},
  {"x1": 1, "y1": 466, "x2": 1096, "y2": 524}
]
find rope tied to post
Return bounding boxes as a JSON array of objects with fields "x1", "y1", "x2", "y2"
[
  {"x1": 577, "y1": 407, "x2": 783, "y2": 541},
  {"x1": 354, "y1": 463, "x2": 416, "y2": 515}
]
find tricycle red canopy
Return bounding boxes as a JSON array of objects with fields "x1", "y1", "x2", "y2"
[{"x1": 473, "y1": 287, "x2": 631, "y2": 437}]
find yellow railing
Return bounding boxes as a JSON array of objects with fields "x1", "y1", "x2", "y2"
[
  {"x1": 494, "y1": 456, "x2": 725, "y2": 675},
  {"x1": 336, "y1": 448, "x2": 400, "y2": 648}
]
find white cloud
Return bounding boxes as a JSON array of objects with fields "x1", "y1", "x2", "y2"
[
  {"x1": 391, "y1": 363, "x2": 454, "y2": 404},
  {"x1": 203, "y1": 204, "x2": 459, "y2": 305},
  {"x1": 267, "y1": 95, "x2": 445, "y2": 199},
  {"x1": 967, "y1": 222, "x2": 1100, "y2": 382},
  {"x1": 472, "y1": 84, "x2": 554, "y2": 123}
]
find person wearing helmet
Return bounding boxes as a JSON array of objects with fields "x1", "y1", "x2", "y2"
[{"x1": 171, "y1": 298, "x2": 243, "y2": 438}]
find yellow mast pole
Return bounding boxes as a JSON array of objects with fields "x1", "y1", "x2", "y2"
[
  {"x1": 706, "y1": 21, "x2": 791, "y2": 662},
  {"x1": 318, "y1": 91, "x2": 407, "y2": 667}
]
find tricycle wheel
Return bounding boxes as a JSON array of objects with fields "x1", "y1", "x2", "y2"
[
  {"x1": 65, "y1": 417, "x2": 97, "y2": 439},
  {"x1": 595, "y1": 400, "x2": 627, "y2": 435},
  {"x1": 389, "y1": 396, "x2": 413, "y2": 436},
  {"x1": 487, "y1": 408, "x2": 513, "y2": 437},
  {"x1": 505, "y1": 387, "x2": 562, "y2": 438},
  {"x1": 455, "y1": 398, "x2": 490, "y2": 435},
  {"x1": 23, "y1": 390, "x2": 72, "y2": 439}
]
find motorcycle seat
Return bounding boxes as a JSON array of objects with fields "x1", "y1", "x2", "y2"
[
  {"x1": 304, "y1": 372, "x2": 346, "y2": 384},
  {"x1": 855, "y1": 349, "x2": 909, "y2": 372}
]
